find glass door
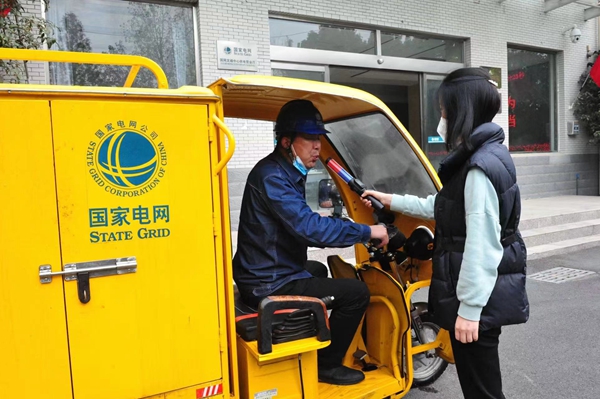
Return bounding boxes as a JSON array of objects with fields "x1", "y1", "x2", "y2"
[
  {"x1": 271, "y1": 63, "x2": 331, "y2": 213},
  {"x1": 329, "y1": 66, "x2": 420, "y2": 142},
  {"x1": 421, "y1": 74, "x2": 446, "y2": 170}
]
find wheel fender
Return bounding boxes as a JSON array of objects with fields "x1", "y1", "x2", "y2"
[
  {"x1": 435, "y1": 329, "x2": 455, "y2": 364},
  {"x1": 412, "y1": 302, "x2": 455, "y2": 364}
]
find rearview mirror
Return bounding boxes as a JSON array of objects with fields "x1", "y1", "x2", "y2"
[
  {"x1": 318, "y1": 179, "x2": 335, "y2": 208},
  {"x1": 318, "y1": 179, "x2": 343, "y2": 213}
]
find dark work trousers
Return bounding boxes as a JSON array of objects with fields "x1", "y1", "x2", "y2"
[
  {"x1": 271, "y1": 260, "x2": 370, "y2": 369},
  {"x1": 450, "y1": 327, "x2": 505, "y2": 399}
]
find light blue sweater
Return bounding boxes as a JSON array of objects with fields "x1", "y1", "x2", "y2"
[{"x1": 390, "y1": 167, "x2": 503, "y2": 322}]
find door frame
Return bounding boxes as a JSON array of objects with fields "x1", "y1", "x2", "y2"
[
  {"x1": 420, "y1": 73, "x2": 446, "y2": 168},
  {"x1": 271, "y1": 62, "x2": 329, "y2": 82}
]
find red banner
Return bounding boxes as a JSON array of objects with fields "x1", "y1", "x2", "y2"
[
  {"x1": 0, "y1": 0, "x2": 12, "y2": 17},
  {"x1": 590, "y1": 56, "x2": 600, "y2": 87}
]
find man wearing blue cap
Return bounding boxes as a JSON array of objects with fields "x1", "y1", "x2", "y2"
[{"x1": 233, "y1": 99, "x2": 388, "y2": 386}]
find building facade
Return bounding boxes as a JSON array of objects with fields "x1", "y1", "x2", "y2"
[{"x1": 16, "y1": 0, "x2": 600, "y2": 227}]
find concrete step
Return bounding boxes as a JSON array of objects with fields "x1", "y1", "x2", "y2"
[
  {"x1": 515, "y1": 197, "x2": 600, "y2": 260},
  {"x1": 518, "y1": 179, "x2": 597, "y2": 198},
  {"x1": 527, "y1": 234, "x2": 600, "y2": 261},
  {"x1": 520, "y1": 196, "x2": 600, "y2": 260},
  {"x1": 521, "y1": 218, "x2": 600, "y2": 247},
  {"x1": 519, "y1": 208, "x2": 600, "y2": 232},
  {"x1": 516, "y1": 161, "x2": 596, "y2": 177},
  {"x1": 517, "y1": 170, "x2": 596, "y2": 186},
  {"x1": 520, "y1": 187, "x2": 598, "y2": 200}
]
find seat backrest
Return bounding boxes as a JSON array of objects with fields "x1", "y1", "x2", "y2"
[{"x1": 234, "y1": 293, "x2": 332, "y2": 354}]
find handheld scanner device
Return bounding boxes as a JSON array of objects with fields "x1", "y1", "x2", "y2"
[{"x1": 325, "y1": 157, "x2": 385, "y2": 212}]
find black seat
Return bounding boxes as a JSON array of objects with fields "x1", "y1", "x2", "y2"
[
  {"x1": 233, "y1": 285, "x2": 332, "y2": 354},
  {"x1": 236, "y1": 308, "x2": 317, "y2": 343}
]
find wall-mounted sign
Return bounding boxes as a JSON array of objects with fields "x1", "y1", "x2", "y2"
[
  {"x1": 428, "y1": 136, "x2": 445, "y2": 144},
  {"x1": 217, "y1": 40, "x2": 258, "y2": 72}
]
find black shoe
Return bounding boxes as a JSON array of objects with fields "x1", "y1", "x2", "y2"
[{"x1": 318, "y1": 365, "x2": 365, "y2": 385}]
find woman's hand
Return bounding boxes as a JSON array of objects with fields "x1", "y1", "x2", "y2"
[
  {"x1": 454, "y1": 315, "x2": 479, "y2": 343},
  {"x1": 361, "y1": 190, "x2": 392, "y2": 208}
]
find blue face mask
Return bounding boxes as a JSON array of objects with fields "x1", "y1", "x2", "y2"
[
  {"x1": 293, "y1": 157, "x2": 308, "y2": 176},
  {"x1": 291, "y1": 144, "x2": 309, "y2": 176}
]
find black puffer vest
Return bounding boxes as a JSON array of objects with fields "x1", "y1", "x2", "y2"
[{"x1": 429, "y1": 123, "x2": 529, "y2": 331}]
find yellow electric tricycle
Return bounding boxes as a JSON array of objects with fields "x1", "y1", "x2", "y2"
[{"x1": 0, "y1": 48, "x2": 453, "y2": 399}]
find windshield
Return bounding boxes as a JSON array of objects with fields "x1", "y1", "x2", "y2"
[{"x1": 326, "y1": 113, "x2": 438, "y2": 198}]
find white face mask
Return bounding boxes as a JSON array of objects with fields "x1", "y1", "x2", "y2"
[{"x1": 437, "y1": 117, "x2": 447, "y2": 142}]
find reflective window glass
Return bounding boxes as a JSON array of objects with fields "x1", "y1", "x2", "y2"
[
  {"x1": 272, "y1": 68, "x2": 325, "y2": 81},
  {"x1": 269, "y1": 18, "x2": 376, "y2": 55},
  {"x1": 507, "y1": 48, "x2": 556, "y2": 152},
  {"x1": 47, "y1": 0, "x2": 197, "y2": 88},
  {"x1": 381, "y1": 32, "x2": 463, "y2": 62}
]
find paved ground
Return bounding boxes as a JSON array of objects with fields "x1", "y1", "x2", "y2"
[
  {"x1": 232, "y1": 196, "x2": 600, "y2": 398},
  {"x1": 406, "y1": 246, "x2": 600, "y2": 399},
  {"x1": 307, "y1": 245, "x2": 600, "y2": 398}
]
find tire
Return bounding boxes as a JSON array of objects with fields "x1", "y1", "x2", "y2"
[{"x1": 410, "y1": 311, "x2": 448, "y2": 387}]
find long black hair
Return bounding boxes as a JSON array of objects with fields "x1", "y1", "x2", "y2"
[{"x1": 437, "y1": 67, "x2": 501, "y2": 151}]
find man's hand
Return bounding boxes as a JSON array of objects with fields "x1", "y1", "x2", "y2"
[
  {"x1": 455, "y1": 315, "x2": 479, "y2": 343},
  {"x1": 369, "y1": 224, "x2": 389, "y2": 248},
  {"x1": 361, "y1": 190, "x2": 392, "y2": 208},
  {"x1": 319, "y1": 200, "x2": 333, "y2": 208}
]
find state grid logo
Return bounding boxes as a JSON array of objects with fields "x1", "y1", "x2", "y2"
[
  {"x1": 98, "y1": 131, "x2": 156, "y2": 187},
  {"x1": 87, "y1": 120, "x2": 167, "y2": 197}
]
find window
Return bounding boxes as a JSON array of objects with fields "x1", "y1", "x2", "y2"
[
  {"x1": 381, "y1": 32, "x2": 463, "y2": 63},
  {"x1": 269, "y1": 18, "x2": 376, "y2": 55},
  {"x1": 269, "y1": 17, "x2": 464, "y2": 63},
  {"x1": 47, "y1": 0, "x2": 197, "y2": 88},
  {"x1": 272, "y1": 68, "x2": 325, "y2": 81},
  {"x1": 270, "y1": 66, "x2": 331, "y2": 212},
  {"x1": 507, "y1": 47, "x2": 556, "y2": 152}
]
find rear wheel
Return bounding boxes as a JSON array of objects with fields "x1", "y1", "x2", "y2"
[{"x1": 410, "y1": 311, "x2": 448, "y2": 387}]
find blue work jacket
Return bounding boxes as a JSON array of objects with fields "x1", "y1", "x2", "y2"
[{"x1": 232, "y1": 150, "x2": 371, "y2": 299}]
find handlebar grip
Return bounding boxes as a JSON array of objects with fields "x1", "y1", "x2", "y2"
[
  {"x1": 365, "y1": 195, "x2": 384, "y2": 211},
  {"x1": 368, "y1": 223, "x2": 386, "y2": 247}
]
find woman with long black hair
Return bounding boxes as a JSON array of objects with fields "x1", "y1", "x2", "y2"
[{"x1": 362, "y1": 67, "x2": 529, "y2": 399}]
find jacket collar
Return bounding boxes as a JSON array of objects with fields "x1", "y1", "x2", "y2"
[
  {"x1": 437, "y1": 122, "x2": 505, "y2": 184},
  {"x1": 269, "y1": 149, "x2": 306, "y2": 184}
]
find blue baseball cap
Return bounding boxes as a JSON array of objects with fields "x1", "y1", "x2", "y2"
[{"x1": 274, "y1": 99, "x2": 330, "y2": 135}]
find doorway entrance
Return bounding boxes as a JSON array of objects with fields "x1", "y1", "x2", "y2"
[
  {"x1": 272, "y1": 63, "x2": 447, "y2": 168},
  {"x1": 272, "y1": 63, "x2": 448, "y2": 214},
  {"x1": 329, "y1": 66, "x2": 420, "y2": 145}
]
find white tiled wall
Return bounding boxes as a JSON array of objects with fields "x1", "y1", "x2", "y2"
[
  {"x1": 20, "y1": 0, "x2": 600, "y2": 185},
  {"x1": 197, "y1": 0, "x2": 599, "y2": 167}
]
